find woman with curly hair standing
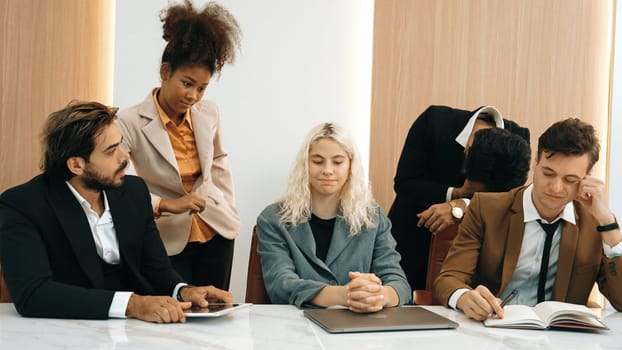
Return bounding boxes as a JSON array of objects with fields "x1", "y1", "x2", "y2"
[
  {"x1": 256, "y1": 123, "x2": 411, "y2": 311},
  {"x1": 117, "y1": 0, "x2": 241, "y2": 289}
]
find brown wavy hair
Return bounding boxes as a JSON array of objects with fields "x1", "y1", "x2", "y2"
[
  {"x1": 41, "y1": 101, "x2": 118, "y2": 180},
  {"x1": 160, "y1": 0, "x2": 242, "y2": 76}
]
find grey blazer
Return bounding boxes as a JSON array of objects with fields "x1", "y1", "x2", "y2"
[
  {"x1": 256, "y1": 203, "x2": 412, "y2": 307},
  {"x1": 117, "y1": 93, "x2": 240, "y2": 255}
]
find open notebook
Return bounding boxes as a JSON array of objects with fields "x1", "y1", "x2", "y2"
[
  {"x1": 484, "y1": 301, "x2": 608, "y2": 330},
  {"x1": 304, "y1": 306, "x2": 458, "y2": 333}
]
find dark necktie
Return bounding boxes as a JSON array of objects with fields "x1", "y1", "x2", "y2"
[{"x1": 536, "y1": 219, "x2": 561, "y2": 303}]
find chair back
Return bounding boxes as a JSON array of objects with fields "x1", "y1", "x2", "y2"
[
  {"x1": 245, "y1": 227, "x2": 271, "y2": 304},
  {"x1": 0, "y1": 266, "x2": 13, "y2": 303},
  {"x1": 413, "y1": 223, "x2": 459, "y2": 305},
  {"x1": 426, "y1": 223, "x2": 460, "y2": 290}
]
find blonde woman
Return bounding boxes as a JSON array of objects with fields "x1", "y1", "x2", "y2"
[{"x1": 256, "y1": 123, "x2": 411, "y2": 312}]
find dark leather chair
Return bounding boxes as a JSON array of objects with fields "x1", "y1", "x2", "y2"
[
  {"x1": 245, "y1": 227, "x2": 271, "y2": 304},
  {"x1": 412, "y1": 223, "x2": 459, "y2": 305},
  {"x1": 0, "y1": 266, "x2": 13, "y2": 303}
]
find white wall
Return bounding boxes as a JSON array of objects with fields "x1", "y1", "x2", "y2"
[
  {"x1": 611, "y1": 1, "x2": 621, "y2": 216},
  {"x1": 114, "y1": 0, "x2": 374, "y2": 300}
]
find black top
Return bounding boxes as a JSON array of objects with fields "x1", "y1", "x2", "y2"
[{"x1": 309, "y1": 214, "x2": 336, "y2": 262}]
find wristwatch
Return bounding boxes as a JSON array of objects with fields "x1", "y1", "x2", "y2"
[{"x1": 449, "y1": 200, "x2": 464, "y2": 220}]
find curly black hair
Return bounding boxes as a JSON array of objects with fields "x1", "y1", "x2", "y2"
[
  {"x1": 464, "y1": 128, "x2": 531, "y2": 192},
  {"x1": 160, "y1": 0, "x2": 241, "y2": 76}
]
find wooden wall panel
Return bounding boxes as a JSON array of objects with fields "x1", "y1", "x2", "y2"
[
  {"x1": 370, "y1": 0, "x2": 615, "y2": 210},
  {"x1": 0, "y1": 0, "x2": 114, "y2": 192}
]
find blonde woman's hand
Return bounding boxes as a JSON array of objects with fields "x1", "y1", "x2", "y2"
[{"x1": 345, "y1": 272, "x2": 384, "y2": 312}]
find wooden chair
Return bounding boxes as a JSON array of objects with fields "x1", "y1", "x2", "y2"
[
  {"x1": 412, "y1": 223, "x2": 459, "y2": 305},
  {"x1": 0, "y1": 265, "x2": 13, "y2": 303},
  {"x1": 245, "y1": 227, "x2": 271, "y2": 304}
]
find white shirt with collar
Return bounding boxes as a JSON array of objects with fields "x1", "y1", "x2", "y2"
[
  {"x1": 65, "y1": 182, "x2": 186, "y2": 318},
  {"x1": 66, "y1": 182, "x2": 131, "y2": 317},
  {"x1": 498, "y1": 184, "x2": 575, "y2": 306}
]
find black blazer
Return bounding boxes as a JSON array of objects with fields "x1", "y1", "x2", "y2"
[
  {"x1": 0, "y1": 174, "x2": 183, "y2": 319},
  {"x1": 388, "y1": 105, "x2": 529, "y2": 289}
]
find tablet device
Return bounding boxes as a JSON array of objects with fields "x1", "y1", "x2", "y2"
[
  {"x1": 185, "y1": 303, "x2": 251, "y2": 318},
  {"x1": 304, "y1": 306, "x2": 458, "y2": 333}
]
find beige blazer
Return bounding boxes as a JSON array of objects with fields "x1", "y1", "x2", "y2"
[
  {"x1": 433, "y1": 186, "x2": 622, "y2": 310},
  {"x1": 117, "y1": 94, "x2": 240, "y2": 255}
]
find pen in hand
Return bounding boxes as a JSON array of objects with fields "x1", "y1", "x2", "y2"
[
  {"x1": 492, "y1": 289, "x2": 519, "y2": 318},
  {"x1": 500, "y1": 289, "x2": 519, "y2": 307}
]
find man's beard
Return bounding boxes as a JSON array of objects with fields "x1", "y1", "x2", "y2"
[{"x1": 82, "y1": 160, "x2": 128, "y2": 191}]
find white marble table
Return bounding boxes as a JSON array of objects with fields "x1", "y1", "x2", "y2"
[{"x1": 0, "y1": 303, "x2": 620, "y2": 350}]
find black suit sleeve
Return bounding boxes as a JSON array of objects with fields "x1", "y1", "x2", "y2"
[
  {"x1": 0, "y1": 195, "x2": 114, "y2": 319},
  {"x1": 0, "y1": 175, "x2": 183, "y2": 320},
  {"x1": 392, "y1": 106, "x2": 465, "y2": 210}
]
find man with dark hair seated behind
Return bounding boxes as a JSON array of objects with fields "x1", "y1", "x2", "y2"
[
  {"x1": 463, "y1": 128, "x2": 531, "y2": 193},
  {"x1": 389, "y1": 105, "x2": 529, "y2": 290},
  {"x1": 418, "y1": 127, "x2": 531, "y2": 236}
]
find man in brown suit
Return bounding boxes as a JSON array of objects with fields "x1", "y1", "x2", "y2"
[{"x1": 434, "y1": 118, "x2": 622, "y2": 320}]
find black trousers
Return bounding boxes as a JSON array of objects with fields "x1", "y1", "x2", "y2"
[
  {"x1": 393, "y1": 226, "x2": 431, "y2": 291},
  {"x1": 169, "y1": 234, "x2": 235, "y2": 290},
  {"x1": 389, "y1": 199, "x2": 431, "y2": 291}
]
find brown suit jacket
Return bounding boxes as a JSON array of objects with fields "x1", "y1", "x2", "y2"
[
  {"x1": 433, "y1": 186, "x2": 622, "y2": 310},
  {"x1": 117, "y1": 94, "x2": 240, "y2": 255}
]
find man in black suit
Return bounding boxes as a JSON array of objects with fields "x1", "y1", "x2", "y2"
[
  {"x1": 388, "y1": 105, "x2": 530, "y2": 290},
  {"x1": 0, "y1": 101, "x2": 232, "y2": 322}
]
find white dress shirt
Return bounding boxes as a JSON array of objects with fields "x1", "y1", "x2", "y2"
[{"x1": 66, "y1": 182, "x2": 132, "y2": 318}]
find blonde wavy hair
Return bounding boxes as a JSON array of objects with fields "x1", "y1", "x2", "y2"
[{"x1": 278, "y1": 123, "x2": 377, "y2": 235}]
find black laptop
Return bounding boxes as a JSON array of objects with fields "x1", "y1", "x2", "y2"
[{"x1": 303, "y1": 306, "x2": 458, "y2": 333}]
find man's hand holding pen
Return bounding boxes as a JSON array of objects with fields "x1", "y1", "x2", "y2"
[
  {"x1": 492, "y1": 289, "x2": 519, "y2": 319},
  {"x1": 456, "y1": 285, "x2": 519, "y2": 321}
]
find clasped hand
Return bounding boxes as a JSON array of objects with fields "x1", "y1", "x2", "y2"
[
  {"x1": 126, "y1": 285, "x2": 232, "y2": 323},
  {"x1": 344, "y1": 272, "x2": 385, "y2": 312}
]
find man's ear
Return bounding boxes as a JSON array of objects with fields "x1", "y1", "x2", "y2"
[{"x1": 66, "y1": 156, "x2": 86, "y2": 176}]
